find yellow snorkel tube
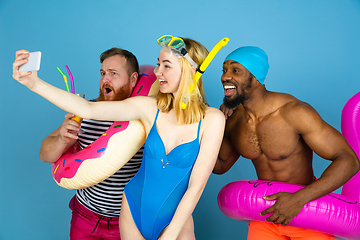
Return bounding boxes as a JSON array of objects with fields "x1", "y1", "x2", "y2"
[{"x1": 180, "y1": 37, "x2": 230, "y2": 109}]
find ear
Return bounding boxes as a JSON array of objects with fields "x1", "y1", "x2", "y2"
[
  {"x1": 130, "y1": 72, "x2": 138, "y2": 89},
  {"x1": 256, "y1": 80, "x2": 264, "y2": 86},
  {"x1": 252, "y1": 76, "x2": 262, "y2": 86},
  {"x1": 191, "y1": 66, "x2": 196, "y2": 74}
]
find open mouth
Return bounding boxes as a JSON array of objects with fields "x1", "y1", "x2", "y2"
[
  {"x1": 105, "y1": 87, "x2": 112, "y2": 94},
  {"x1": 102, "y1": 84, "x2": 114, "y2": 95},
  {"x1": 159, "y1": 79, "x2": 167, "y2": 85},
  {"x1": 223, "y1": 84, "x2": 236, "y2": 96}
]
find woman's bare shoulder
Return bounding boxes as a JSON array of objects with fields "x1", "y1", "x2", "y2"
[{"x1": 203, "y1": 106, "x2": 226, "y2": 125}]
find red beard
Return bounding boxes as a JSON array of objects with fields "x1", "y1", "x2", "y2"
[{"x1": 97, "y1": 83, "x2": 131, "y2": 101}]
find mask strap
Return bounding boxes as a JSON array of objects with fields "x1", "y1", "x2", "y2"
[{"x1": 180, "y1": 37, "x2": 230, "y2": 109}]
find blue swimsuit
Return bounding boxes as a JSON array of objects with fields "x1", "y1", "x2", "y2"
[{"x1": 124, "y1": 109, "x2": 201, "y2": 240}]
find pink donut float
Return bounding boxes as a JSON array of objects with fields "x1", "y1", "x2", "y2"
[
  {"x1": 217, "y1": 92, "x2": 360, "y2": 240},
  {"x1": 51, "y1": 65, "x2": 159, "y2": 190}
]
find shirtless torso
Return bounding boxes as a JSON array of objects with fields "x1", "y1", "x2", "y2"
[
  {"x1": 214, "y1": 88, "x2": 359, "y2": 226},
  {"x1": 220, "y1": 92, "x2": 316, "y2": 186}
]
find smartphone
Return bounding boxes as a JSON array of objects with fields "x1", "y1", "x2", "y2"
[{"x1": 19, "y1": 51, "x2": 42, "y2": 72}]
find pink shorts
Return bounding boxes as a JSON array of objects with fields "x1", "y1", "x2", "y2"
[
  {"x1": 248, "y1": 220, "x2": 334, "y2": 240},
  {"x1": 69, "y1": 196, "x2": 121, "y2": 240}
]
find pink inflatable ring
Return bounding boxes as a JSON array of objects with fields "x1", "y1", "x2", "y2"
[
  {"x1": 217, "y1": 92, "x2": 360, "y2": 240},
  {"x1": 51, "y1": 65, "x2": 159, "y2": 190}
]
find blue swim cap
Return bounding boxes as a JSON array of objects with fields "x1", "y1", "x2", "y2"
[{"x1": 224, "y1": 46, "x2": 269, "y2": 84}]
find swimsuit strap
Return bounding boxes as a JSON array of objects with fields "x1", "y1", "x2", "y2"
[
  {"x1": 197, "y1": 120, "x2": 202, "y2": 139},
  {"x1": 154, "y1": 109, "x2": 201, "y2": 139},
  {"x1": 154, "y1": 109, "x2": 160, "y2": 124}
]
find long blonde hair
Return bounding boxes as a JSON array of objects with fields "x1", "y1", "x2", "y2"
[{"x1": 157, "y1": 38, "x2": 209, "y2": 125}]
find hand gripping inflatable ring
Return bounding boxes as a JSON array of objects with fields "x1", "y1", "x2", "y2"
[
  {"x1": 218, "y1": 180, "x2": 360, "y2": 239},
  {"x1": 217, "y1": 92, "x2": 360, "y2": 240},
  {"x1": 51, "y1": 65, "x2": 159, "y2": 190}
]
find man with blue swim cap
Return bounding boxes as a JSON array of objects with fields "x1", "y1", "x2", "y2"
[
  {"x1": 221, "y1": 46, "x2": 270, "y2": 109},
  {"x1": 214, "y1": 46, "x2": 359, "y2": 239}
]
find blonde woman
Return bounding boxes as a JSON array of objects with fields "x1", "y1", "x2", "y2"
[{"x1": 13, "y1": 36, "x2": 225, "y2": 240}]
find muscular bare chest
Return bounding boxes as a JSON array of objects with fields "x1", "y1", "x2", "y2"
[{"x1": 227, "y1": 111, "x2": 300, "y2": 160}]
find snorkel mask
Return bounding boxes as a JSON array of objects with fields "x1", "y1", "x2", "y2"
[{"x1": 157, "y1": 35, "x2": 199, "y2": 69}]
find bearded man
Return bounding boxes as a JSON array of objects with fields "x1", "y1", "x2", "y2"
[
  {"x1": 213, "y1": 46, "x2": 359, "y2": 240},
  {"x1": 40, "y1": 48, "x2": 142, "y2": 240}
]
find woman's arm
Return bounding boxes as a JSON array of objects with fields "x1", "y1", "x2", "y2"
[
  {"x1": 159, "y1": 108, "x2": 225, "y2": 239},
  {"x1": 13, "y1": 50, "x2": 148, "y2": 123}
]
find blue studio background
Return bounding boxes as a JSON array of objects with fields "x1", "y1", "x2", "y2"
[{"x1": 1, "y1": 1, "x2": 360, "y2": 239}]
